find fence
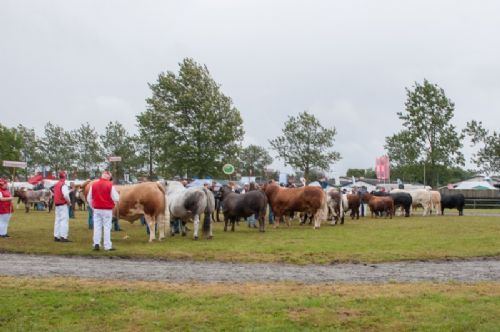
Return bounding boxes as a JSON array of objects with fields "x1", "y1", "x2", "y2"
[{"x1": 438, "y1": 188, "x2": 500, "y2": 209}]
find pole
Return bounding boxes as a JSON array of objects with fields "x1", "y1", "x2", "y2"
[{"x1": 423, "y1": 163, "x2": 426, "y2": 186}]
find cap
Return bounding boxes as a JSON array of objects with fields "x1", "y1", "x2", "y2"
[
  {"x1": 101, "y1": 171, "x2": 112, "y2": 180},
  {"x1": 58, "y1": 171, "x2": 66, "y2": 179},
  {"x1": 0, "y1": 178, "x2": 7, "y2": 185}
]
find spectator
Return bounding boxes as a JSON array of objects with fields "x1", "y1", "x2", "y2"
[{"x1": 68, "y1": 182, "x2": 76, "y2": 219}]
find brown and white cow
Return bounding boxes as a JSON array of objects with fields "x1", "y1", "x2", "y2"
[
  {"x1": 263, "y1": 182, "x2": 328, "y2": 229},
  {"x1": 82, "y1": 180, "x2": 169, "y2": 242}
]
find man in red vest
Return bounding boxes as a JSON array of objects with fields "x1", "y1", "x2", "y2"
[
  {"x1": 53, "y1": 171, "x2": 71, "y2": 242},
  {"x1": 0, "y1": 178, "x2": 14, "y2": 238},
  {"x1": 87, "y1": 170, "x2": 120, "y2": 251}
]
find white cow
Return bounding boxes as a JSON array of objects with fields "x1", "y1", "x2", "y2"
[{"x1": 391, "y1": 189, "x2": 432, "y2": 216}]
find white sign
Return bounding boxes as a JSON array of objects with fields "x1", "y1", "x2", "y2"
[
  {"x1": 2, "y1": 160, "x2": 27, "y2": 168},
  {"x1": 108, "y1": 156, "x2": 122, "y2": 162}
]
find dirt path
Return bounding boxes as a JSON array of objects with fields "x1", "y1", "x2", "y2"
[{"x1": 1, "y1": 253, "x2": 499, "y2": 283}]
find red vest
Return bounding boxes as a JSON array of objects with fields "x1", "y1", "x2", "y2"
[
  {"x1": 54, "y1": 180, "x2": 67, "y2": 205},
  {"x1": 91, "y1": 179, "x2": 115, "y2": 210},
  {"x1": 0, "y1": 189, "x2": 13, "y2": 214}
]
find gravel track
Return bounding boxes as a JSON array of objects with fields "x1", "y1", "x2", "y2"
[{"x1": 1, "y1": 253, "x2": 499, "y2": 283}]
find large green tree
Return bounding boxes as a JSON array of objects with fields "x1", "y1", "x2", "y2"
[
  {"x1": 142, "y1": 58, "x2": 244, "y2": 178},
  {"x1": 238, "y1": 145, "x2": 273, "y2": 177},
  {"x1": 16, "y1": 124, "x2": 40, "y2": 179},
  {"x1": 38, "y1": 122, "x2": 77, "y2": 175},
  {"x1": 385, "y1": 80, "x2": 464, "y2": 187},
  {"x1": 100, "y1": 121, "x2": 138, "y2": 181},
  {"x1": 75, "y1": 123, "x2": 103, "y2": 178},
  {"x1": 0, "y1": 124, "x2": 23, "y2": 178},
  {"x1": 136, "y1": 110, "x2": 163, "y2": 178},
  {"x1": 463, "y1": 120, "x2": 500, "y2": 175},
  {"x1": 269, "y1": 111, "x2": 341, "y2": 181}
]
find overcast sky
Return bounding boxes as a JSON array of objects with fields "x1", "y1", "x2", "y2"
[{"x1": 1, "y1": 0, "x2": 499, "y2": 177}]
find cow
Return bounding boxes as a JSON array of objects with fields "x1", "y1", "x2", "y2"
[
  {"x1": 361, "y1": 193, "x2": 394, "y2": 219},
  {"x1": 326, "y1": 189, "x2": 349, "y2": 225},
  {"x1": 440, "y1": 193, "x2": 465, "y2": 216},
  {"x1": 219, "y1": 185, "x2": 268, "y2": 232},
  {"x1": 391, "y1": 189, "x2": 432, "y2": 216},
  {"x1": 82, "y1": 180, "x2": 169, "y2": 242},
  {"x1": 14, "y1": 188, "x2": 52, "y2": 213},
  {"x1": 430, "y1": 190, "x2": 441, "y2": 215},
  {"x1": 373, "y1": 191, "x2": 413, "y2": 217},
  {"x1": 262, "y1": 182, "x2": 328, "y2": 229},
  {"x1": 346, "y1": 194, "x2": 361, "y2": 220}
]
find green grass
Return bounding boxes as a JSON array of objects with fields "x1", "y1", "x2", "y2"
[
  {"x1": 1, "y1": 277, "x2": 499, "y2": 331},
  {"x1": 1, "y1": 206, "x2": 499, "y2": 264},
  {"x1": 464, "y1": 208, "x2": 500, "y2": 214}
]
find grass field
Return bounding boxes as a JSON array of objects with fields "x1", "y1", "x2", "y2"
[
  {"x1": 1, "y1": 207, "x2": 499, "y2": 264},
  {"x1": 1, "y1": 277, "x2": 499, "y2": 331}
]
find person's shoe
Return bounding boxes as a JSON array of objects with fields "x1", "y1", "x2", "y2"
[
  {"x1": 93, "y1": 244, "x2": 100, "y2": 251},
  {"x1": 59, "y1": 238, "x2": 72, "y2": 242},
  {"x1": 105, "y1": 248, "x2": 116, "y2": 251},
  {"x1": 3, "y1": 234, "x2": 10, "y2": 237},
  {"x1": 252, "y1": 224, "x2": 258, "y2": 228},
  {"x1": 54, "y1": 237, "x2": 61, "y2": 242}
]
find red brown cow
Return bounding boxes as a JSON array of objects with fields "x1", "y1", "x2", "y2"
[
  {"x1": 82, "y1": 180, "x2": 169, "y2": 242},
  {"x1": 361, "y1": 193, "x2": 394, "y2": 219},
  {"x1": 262, "y1": 182, "x2": 328, "y2": 229},
  {"x1": 346, "y1": 194, "x2": 361, "y2": 220}
]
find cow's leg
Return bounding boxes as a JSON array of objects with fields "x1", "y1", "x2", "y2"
[
  {"x1": 224, "y1": 215, "x2": 228, "y2": 232},
  {"x1": 144, "y1": 215, "x2": 156, "y2": 242},
  {"x1": 313, "y1": 213, "x2": 321, "y2": 229},
  {"x1": 231, "y1": 217, "x2": 235, "y2": 232},
  {"x1": 193, "y1": 215, "x2": 200, "y2": 240},
  {"x1": 158, "y1": 214, "x2": 166, "y2": 241},
  {"x1": 259, "y1": 213, "x2": 265, "y2": 232}
]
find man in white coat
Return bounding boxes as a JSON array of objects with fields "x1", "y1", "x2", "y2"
[{"x1": 87, "y1": 171, "x2": 119, "y2": 251}]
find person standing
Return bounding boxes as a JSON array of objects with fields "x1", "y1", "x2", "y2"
[
  {"x1": 0, "y1": 179, "x2": 14, "y2": 238},
  {"x1": 53, "y1": 171, "x2": 71, "y2": 242},
  {"x1": 87, "y1": 171, "x2": 119, "y2": 251},
  {"x1": 68, "y1": 182, "x2": 76, "y2": 219}
]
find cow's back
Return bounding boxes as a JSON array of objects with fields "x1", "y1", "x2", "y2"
[{"x1": 115, "y1": 182, "x2": 165, "y2": 221}]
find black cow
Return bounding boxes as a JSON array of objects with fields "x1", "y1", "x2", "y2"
[
  {"x1": 220, "y1": 185, "x2": 268, "y2": 232},
  {"x1": 372, "y1": 191, "x2": 413, "y2": 217},
  {"x1": 440, "y1": 193, "x2": 465, "y2": 216}
]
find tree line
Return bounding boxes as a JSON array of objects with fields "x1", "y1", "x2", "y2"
[{"x1": 1, "y1": 58, "x2": 498, "y2": 186}]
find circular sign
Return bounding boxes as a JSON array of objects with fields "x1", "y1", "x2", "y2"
[{"x1": 222, "y1": 164, "x2": 235, "y2": 175}]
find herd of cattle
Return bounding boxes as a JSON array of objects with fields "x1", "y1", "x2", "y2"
[{"x1": 12, "y1": 180, "x2": 466, "y2": 241}]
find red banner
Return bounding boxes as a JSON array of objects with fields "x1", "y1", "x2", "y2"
[{"x1": 376, "y1": 156, "x2": 390, "y2": 180}]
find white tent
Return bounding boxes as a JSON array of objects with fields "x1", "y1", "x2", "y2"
[{"x1": 454, "y1": 181, "x2": 498, "y2": 190}]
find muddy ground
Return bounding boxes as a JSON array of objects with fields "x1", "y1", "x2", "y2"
[{"x1": 1, "y1": 253, "x2": 499, "y2": 283}]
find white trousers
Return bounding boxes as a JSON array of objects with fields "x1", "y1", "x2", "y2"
[
  {"x1": 93, "y1": 209, "x2": 112, "y2": 250},
  {"x1": 0, "y1": 213, "x2": 12, "y2": 235},
  {"x1": 54, "y1": 205, "x2": 69, "y2": 239}
]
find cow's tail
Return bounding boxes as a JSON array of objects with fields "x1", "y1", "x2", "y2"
[
  {"x1": 315, "y1": 191, "x2": 329, "y2": 228},
  {"x1": 156, "y1": 182, "x2": 170, "y2": 237},
  {"x1": 201, "y1": 187, "x2": 214, "y2": 236}
]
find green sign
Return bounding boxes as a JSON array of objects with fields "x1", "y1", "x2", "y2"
[{"x1": 222, "y1": 164, "x2": 235, "y2": 175}]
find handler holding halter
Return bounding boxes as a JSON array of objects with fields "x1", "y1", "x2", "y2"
[
  {"x1": 0, "y1": 178, "x2": 14, "y2": 238},
  {"x1": 87, "y1": 171, "x2": 119, "y2": 251}
]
